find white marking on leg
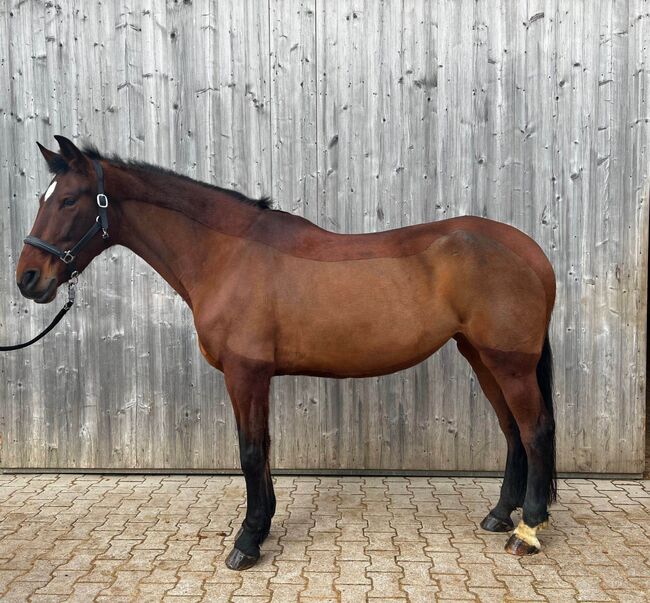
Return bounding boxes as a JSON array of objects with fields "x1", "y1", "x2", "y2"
[
  {"x1": 513, "y1": 520, "x2": 546, "y2": 549},
  {"x1": 44, "y1": 180, "x2": 57, "y2": 201}
]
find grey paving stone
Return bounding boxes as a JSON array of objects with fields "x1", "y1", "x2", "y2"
[{"x1": 0, "y1": 475, "x2": 646, "y2": 601}]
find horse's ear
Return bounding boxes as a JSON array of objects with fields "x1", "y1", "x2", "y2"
[
  {"x1": 36, "y1": 141, "x2": 69, "y2": 175},
  {"x1": 54, "y1": 135, "x2": 89, "y2": 173}
]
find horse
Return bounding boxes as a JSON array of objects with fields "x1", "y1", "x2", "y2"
[{"x1": 15, "y1": 136, "x2": 557, "y2": 570}]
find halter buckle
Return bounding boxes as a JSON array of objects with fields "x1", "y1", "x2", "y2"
[
  {"x1": 61, "y1": 250, "x2": 75, "y2": 264},
  {"x1": 97, "y1": 193, "x2": 108, "y2": 208}
]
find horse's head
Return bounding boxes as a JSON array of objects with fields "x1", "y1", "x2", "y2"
[{"x1": 17, "y1": 136, "x2": 110, "y2": 303}]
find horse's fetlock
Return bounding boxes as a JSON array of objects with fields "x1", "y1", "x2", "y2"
[
  {"x1": 235, "y1": 524, "x2": 266, "y2": 556},
  {"x1": 522, "y1": 507, "x2": 549, "y2": 528}
]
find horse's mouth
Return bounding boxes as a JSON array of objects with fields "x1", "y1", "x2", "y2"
[{"x1": 31, "y1": 278, "x2": 58, "y2": 304}]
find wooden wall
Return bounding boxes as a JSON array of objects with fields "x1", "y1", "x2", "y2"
[{"x1": 0, "y1": 0, "x2": 647, "y2": 473}]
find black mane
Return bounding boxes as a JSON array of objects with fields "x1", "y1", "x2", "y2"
[{"x1": 82, "y1": 144, "x2": 273, "y2": 210}]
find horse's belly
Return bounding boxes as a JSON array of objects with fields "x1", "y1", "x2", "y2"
[
  {"x1": 281, "y1": 328, "x2": 453, "y2": 378},
  {"x1": 275, "y1": 283, "x2": 458, "y2": 377},
  {"x1": 266, "y1": 243, "x2": 463, "y2": 377}
]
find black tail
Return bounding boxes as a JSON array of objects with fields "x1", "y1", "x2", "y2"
[{"x1": 536, "y1": 332, "x2": 557, "y2": 503}]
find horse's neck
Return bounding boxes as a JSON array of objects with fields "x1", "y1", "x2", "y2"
[{"x1": 110, "y1": 170, "x2": 258, "y2": 307}]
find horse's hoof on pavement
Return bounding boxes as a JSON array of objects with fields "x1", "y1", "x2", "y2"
[
  {"x1": 480, "y1": 513, "x2": 514, "y2": 532},
  {"x1": 504, "y1": 534, "x2": 540, "y2": 556},
  {"x1": 225, "y1": 547, "x2": 259, "y2": 570}
]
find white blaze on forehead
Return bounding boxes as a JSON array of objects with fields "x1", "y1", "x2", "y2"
[{"x1": 44, "y1": 180, "x2": 57, "y2": 201}]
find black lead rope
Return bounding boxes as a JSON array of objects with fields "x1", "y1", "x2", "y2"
[
  {"x1": 0, "y1": 278, "x2": 76, "y2": 351},
  {"x1": 0, "y1": 160, "x2": 108, "y2": 352}
]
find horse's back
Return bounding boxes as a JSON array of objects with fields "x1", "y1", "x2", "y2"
[{"x1": 252, "y1": 212, "x2": 555, "y2": 310}]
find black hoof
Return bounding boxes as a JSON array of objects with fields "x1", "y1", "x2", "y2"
[
  {"x1": 480, "y1": 512, "x2": 514, "y2": 533},
  {"x1": 225, "y1": 546, "x2": 260, "y2": 570},
  {"x1": 504, "y1": 534, "x2": 540, "y2": 556}
]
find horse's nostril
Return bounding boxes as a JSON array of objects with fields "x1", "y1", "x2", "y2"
[{"x1": 19, "y1": 269, "x2": 40, "y2": 293}]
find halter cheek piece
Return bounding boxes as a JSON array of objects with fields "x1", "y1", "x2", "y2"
[
  {"x1": 24, "y1": 160, "x2": 109, "y2": 276},
  {"x1": 0, "y1": 160, "x2": 109, "y2": 351}
]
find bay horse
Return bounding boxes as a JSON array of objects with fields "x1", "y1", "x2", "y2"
[{"x1": 16, "y1": 136, "x2": 556, "y2": 569}]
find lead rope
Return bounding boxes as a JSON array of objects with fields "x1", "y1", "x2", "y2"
[{"x1": 0, "y1": 273, "x2": 77, "y2": 351}]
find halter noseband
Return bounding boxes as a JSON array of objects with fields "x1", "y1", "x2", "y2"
[{"x1": 24, "y1": 159, "x2": 110, "y2": 275}]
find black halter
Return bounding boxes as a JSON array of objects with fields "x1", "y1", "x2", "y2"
[
  {"x1": 24, "y1": 160, "x2": 110, "y2": 275},
  {"x1": 0, "y1": 160, "x2": 109, "y2": 351}
]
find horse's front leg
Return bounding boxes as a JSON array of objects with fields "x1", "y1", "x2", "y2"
[{"x1": 223, "y1": 361, "x2": 276, "y2": 570}]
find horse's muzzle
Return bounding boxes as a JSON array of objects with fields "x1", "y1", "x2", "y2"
[{"x1": 17, "y1": 270, "x2": 58, "y2": 303}]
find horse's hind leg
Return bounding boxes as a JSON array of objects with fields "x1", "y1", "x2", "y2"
[
  {"x1": 223, "y1": 360, "x2": 276, "y2": 570},
  {"x1": 455, "y1": 335, "x2": 526, "y2": 532},
  {"x1": 479, "y1": 343, "x2": 556, "y2": 556}
]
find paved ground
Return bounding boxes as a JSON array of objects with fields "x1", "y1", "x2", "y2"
[{"x1": 0, "y1": 475, "x2": 648, "y2": 602}]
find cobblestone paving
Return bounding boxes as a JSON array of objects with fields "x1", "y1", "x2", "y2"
[{"x1": 0, "y1": 474, "x2": 648, "y2": 602}]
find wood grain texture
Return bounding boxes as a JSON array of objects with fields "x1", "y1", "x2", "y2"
[{"x1": 0, "y1": 0, "x2": 647, "y2": 473}]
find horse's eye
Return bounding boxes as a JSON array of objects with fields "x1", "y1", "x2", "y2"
[{"x1": 62, "y1": 198, "x2": 77, "y2": 207}]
